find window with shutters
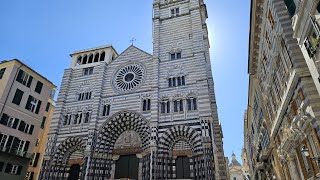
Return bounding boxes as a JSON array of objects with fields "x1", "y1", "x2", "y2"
[
  {"x1": 12, "y1": 89, "x2": 24, "y2": 106},
  {"x1": 5, "y1": 164, "x2": 22, "y2": 175},
  {"x1": 35, "y1": 81, "x2": 43, "y2": 94},
  {"x1": 16, "y1": 69, "x2": 33, "y2": 87},
  {"x1": 142, "y1": 99, "x2": 151, "y2": 112},
  {"x1": 0, "y1": 114, "x2": 19, "y2": 129},
  {"x1": 0, "y1": 134, "x2": 9, "y2": 151},
  {"x1": 102, "y1": 104, "x2": 111, "y2": 116},
  {"x1": 25, "y1": 95, "x2": 42, "y2": 114},
  {"x1": 0, "y1": 68, "x2": 6, "y2": 79}
]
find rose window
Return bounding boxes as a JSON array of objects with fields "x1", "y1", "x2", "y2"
[{"x1": 113, "y1": 63, "x2": 145, "y2": 92}]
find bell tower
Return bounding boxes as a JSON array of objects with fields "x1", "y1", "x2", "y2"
[{"x1": 153, "y1": 0, "x2": 227, "y2": 179}]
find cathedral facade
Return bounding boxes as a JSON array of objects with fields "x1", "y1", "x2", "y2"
[{"x1": 40, "y1": 0, "x2": 227, "y2": 179}]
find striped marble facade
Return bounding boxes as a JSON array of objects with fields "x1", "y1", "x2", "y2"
[{"x1": 39, "y1": 0, "x2": 227, "y2": 179}]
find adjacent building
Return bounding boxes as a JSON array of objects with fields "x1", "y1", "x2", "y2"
[
  {"x1": 228, "y1": 154, "x2": 244, "y2": 180},
  {"x1": 0, "y1": 59, "x2": 56, "y2": 180},
  {"x1": 39, "y1": 0, "x2": 227, "y2": 179},
  {"x1": 247, "y1": 0, "x2": 320, "y2": 179},
  {"x1": 27, "y1": 104, "x2": 55, "y2": 180}
]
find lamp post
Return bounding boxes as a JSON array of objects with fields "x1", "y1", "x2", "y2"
[{"x1": 301, "y1": 146, "x2": 320, "y2": 167}]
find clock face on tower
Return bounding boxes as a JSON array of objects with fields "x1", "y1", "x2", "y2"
[{"x1": 113, "y1": 63, "x2": 145, "y2": 92}]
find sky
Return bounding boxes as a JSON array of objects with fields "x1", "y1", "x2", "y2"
[{"x1": 0, "y1": 0, "x2": 250, "y2": 162}]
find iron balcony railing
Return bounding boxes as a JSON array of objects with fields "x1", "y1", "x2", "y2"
[
  {"x1": 0, "y1": 146, "x2": 33, "y2": 159},
  {"x1": 305, "y1": 16, "x2": 320, "y2": 58}
]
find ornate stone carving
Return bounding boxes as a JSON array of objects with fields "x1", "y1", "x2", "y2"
[
  {"x1": 114, "y1": 130, "x2": 142, "y2": 149},
  {"x1": 64, "y1": 105, "x2": 93, "y2": 115}
]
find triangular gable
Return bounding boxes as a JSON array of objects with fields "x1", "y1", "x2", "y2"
[{"x1": 114, "y1": 45, "x2": 152, "y2": 61}]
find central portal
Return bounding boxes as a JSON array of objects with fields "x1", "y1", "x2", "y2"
[{"x1": 114, "y1": 155, "x2": 139, "y2": 179}]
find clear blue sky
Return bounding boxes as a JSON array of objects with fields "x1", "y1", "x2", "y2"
[{"x1": 0, "y1": 0, "x2": 250, "y2": 162}]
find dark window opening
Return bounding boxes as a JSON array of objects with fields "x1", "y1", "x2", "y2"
[
  {"x1": 284, "y1": 0, "x2": 296, "y2": 18},
  {"x1": 12, "y1": 89, "x2": 24, "y2": 106},
  {"x1": 45, "y1": 102, "x2": 50, "y2": 112},
  {"x1": 68, "y1": 164, "x2": 81, "y2": 180},
  {"x1": 94, "y1": 53, "x2": 99, "y2": 62},
  {"x1": 35, "y1": 81, "x2": 43, "y2": 94},
  {"x1": 77, "y1": 56, "x2": 82, "y2": 65},
  {"x1": 41, "y1": 117, "x2": 46, "y2": 129},
  {"x1": 82, "y1": 55, "x2": 88, "y2": 64},
  {"x1": 100, "y1": 52, "x2": 105, "y2": 61},
  {"x1": 88, "y1": 54, "x2": 93, "y2": 64},
  {"x1": 0, "y1": 68, "x2": 6, "y2": 79},
  {"x1": 103, "y1": 104, "x2": 111, "y2": 116},
  {"x1": 83, "y1": 67, "x2": 93, "y2": 76}
]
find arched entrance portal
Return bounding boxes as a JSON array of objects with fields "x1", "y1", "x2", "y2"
[
  {"x1": 68, "y1": 164, "x2": 81, "y2": 180},
  {"x1": 90, "y1": 111, "x2": 151, "y2": 179},
  {"x1": 113, "y1": 130, "x2": 142, "y2": 179}
]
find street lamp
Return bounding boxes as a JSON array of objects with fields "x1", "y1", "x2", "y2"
[{"x1": 301, "y1": 146, "x2": 320, "y2": 166}]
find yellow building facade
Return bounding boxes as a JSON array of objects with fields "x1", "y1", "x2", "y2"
[{"x1": 27, "y1": 104, "x2": 54, "y2": 180}]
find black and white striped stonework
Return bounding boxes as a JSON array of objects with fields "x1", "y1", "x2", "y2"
[{"x1": 40, "y1": 0, "x2": 227, "y2": 179}]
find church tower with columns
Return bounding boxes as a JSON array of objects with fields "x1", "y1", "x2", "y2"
[{"x1": 40, "y1": 0, "x2": 227, "y2": 179}]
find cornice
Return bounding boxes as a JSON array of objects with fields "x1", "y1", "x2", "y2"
[{"x1": 248, "y1": 0, "x2": 265, "y2": 75}]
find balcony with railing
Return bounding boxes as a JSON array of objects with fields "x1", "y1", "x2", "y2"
[
  {"x1": 305, "y1": 15, "x2": 320, "y2": 58},
  {"x1": 0, "y1": 146, "x2": 33, "y2": 159}
]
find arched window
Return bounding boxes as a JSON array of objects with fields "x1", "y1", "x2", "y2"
[
  {"x1": 94, "y1": 53, "x2": 99, "y2": 62},
  {"x1": 160, "y1": 100, "x2": 170, "y2": 114},
  {"x1": 77, "y1": 56, "x2": 82, "y2": 65},
  {"x1": 82, "y1": 55, "x2": 88, "y2": 64},
  {"x1": 284, "y1": 0, "x2": 296, "y2": 18},
  {"x1": 88, "y1": 54, "x2": 93, "y2": 64},
  {"x1": 84, "y1": 112, "x2": 91, "y2": 123},
  {"x1": 187, "y1": 97, "x2": 197, "y2": 111},
  {"x1": 102, "y1": 104, "x2": 111, "y2": 116},
  {"x1": 142, "y1": 99, "x2": 151, "y2": 111},
  {"x1": 100, "y1": 52, "x2": 106, "y2": 61},
  {"x1": 174, "y1": 99, "x2": 183, "y2": 112}
]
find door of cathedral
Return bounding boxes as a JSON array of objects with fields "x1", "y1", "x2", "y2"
[
  {"x1": 176, "y1": 156, "x2": 190, "y2": 179},
  {"x1": 114, "y1": 154, "x2": 139, "y2": 179},
  {"x1": 68, "y1": 164, "x2": 81, "y2": 180}
]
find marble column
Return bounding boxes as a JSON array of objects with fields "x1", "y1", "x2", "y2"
[
  {"x1": 137, "y1": 154, "x2": 143, "y2": 180},
  {"x1": 111, "y1": 155, "x2": 120, "y2": 179}
]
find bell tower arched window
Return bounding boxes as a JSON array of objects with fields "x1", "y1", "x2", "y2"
[
  {"x1": 94, "y1": 53, "x2": 99, "y2": 62},
  {"x1": 100, "y1": 52, "x2": 105, "y2": 61}
]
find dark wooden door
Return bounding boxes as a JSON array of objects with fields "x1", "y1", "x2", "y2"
[
  {"x1": 115, "y1": 155, "x2": 139, "y2": 179},
  {"x1": 176, "y1": 156, "x2": 190, "y2": 179},
  {"x1": 68, "y1": 164, "x2": 81, "y2": 180}
]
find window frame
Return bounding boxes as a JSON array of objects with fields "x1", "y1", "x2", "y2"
[{"x1": 0, "y1": 68, "x2": 6, "y2": 79}]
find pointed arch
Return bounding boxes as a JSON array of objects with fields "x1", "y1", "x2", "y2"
[
  {"x1": 94, "y1": 110, "x2": 150, "y2": 154},
  {"x1": 158, "y1": 125, "x2": 202, "y2": 156}
]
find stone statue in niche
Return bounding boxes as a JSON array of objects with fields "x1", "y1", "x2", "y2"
[{"x1": 114, "y1": 130, "x2": 142, "y2": 149}]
